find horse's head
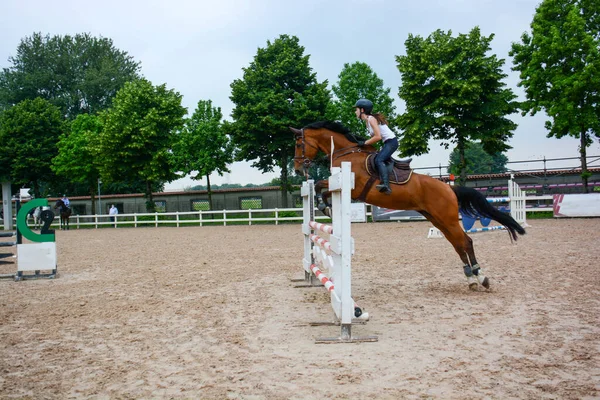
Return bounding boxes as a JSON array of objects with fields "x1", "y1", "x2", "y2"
[
  {"x1": 291, "y1": 121, "x2": 361, "y2": 177},
  {"x1": 54, "y1": 199, "x2": 63, "y2": 209},
  {"x1": 291, "y1": 127, "x2": 321, "y2": 177}
]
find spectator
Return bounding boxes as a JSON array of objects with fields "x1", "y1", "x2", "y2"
[{"x1": 109, "y1": 204, "x2": 118, "y2": 225}]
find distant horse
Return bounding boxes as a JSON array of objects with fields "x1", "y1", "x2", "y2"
[
  {"x1": 291, "y1": 121, "x2": 526, "y2": 291},
  {"x1": 32, "y1": 206, "x2": 42, "y2": 230},
  {"x1": 54, "y1": 199, "x2": 71, "y2": 230}
]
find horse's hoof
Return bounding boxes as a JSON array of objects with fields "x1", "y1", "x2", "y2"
[
  {"x1": 481, "y1": 277, "x2": 490, "y2": 289},
  {"x1": 469, "y1": 282, "x2": 479, "y2": 291}
]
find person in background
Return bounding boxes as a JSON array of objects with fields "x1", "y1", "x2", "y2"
[
  {"x1": 109, "y1": 204, "x2": 118, "y2": 226},
  {"x1": 61, "y1": 194, "x2": 70, "y2": 208}
]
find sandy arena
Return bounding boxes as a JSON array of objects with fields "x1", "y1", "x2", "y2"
[{"x1": 1, "y1": 218, "x2": 599, "y2": 399}]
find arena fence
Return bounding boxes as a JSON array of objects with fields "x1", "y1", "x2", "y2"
[{"x1": 1, "y1": 196, "x2": 554, "y2": 230}]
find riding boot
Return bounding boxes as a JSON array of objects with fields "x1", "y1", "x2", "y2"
[{"x1": 376, "y1": 166, "x2": 392, "y2": 194}]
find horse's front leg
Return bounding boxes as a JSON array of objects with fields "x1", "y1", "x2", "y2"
[{"x1": 314, "y1": 180, "x2": 333, "y2": 217}]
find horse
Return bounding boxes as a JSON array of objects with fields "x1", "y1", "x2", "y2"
[
  {"x1": 291, "y1": 121, "x2": 526, "y2": 291},
  {"x1": 32, "y1": 206, "x2": 42, "y2": 230},
  {"x1": 54, "y1": 199, "x2": 72, "y2": 230}
]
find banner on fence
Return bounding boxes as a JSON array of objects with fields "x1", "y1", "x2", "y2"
[
  {"x1": 350, "y1": 203, "x2": 367, "y2": 223},
  {"x1": 371, "y1": 206, "x2": 426, "y2": 221},
  {"x1": 553, "y1": 193, "x2": 600, "y2": 217}
]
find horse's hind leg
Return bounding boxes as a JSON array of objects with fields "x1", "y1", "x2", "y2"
[
  {"x1": 464, "y1": 237, "x2": 489, "y2": 289},
  {"x1": 422, "y1": 211, "x2": 481, "y2": 290}
]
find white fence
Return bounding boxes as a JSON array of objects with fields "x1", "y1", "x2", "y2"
[{"x1": 0, "y1": 195, "x2": 555, "y2": 230}]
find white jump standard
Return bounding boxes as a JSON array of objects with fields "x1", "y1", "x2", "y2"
[{"x1": 294, "y1": 162, "x2": 377, "y2": 344}]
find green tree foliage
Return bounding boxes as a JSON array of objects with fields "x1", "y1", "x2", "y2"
[
  {"x1": 396, "y1": 27, "x2": 519, "y2": 184},
  {"x1": 228, "y1": 34, "x2": 330, "y2": 207},
  {"x1": 448, "y1": 142, "x2": 508, "y2": 176},
  {"x1": 0, "y1": 98, "x2": 63, "y2": 196},
  {"x1": 174, "y1": 100, "x2": 232, "y2": 209},
  {"x1": 327, "y1": 62, "x2": 396, "y2": 135},
  {"x1": 98, "y1": 79, "x2": 186, "y2": 211},
  {"x1": 510, "y1": 0, "x2": 600, "y2": 192},
  {"x1": 0, "y1": 32, "x2": 140, "y2": 117},
  {"x1": 52, "y1": 114, "x2": 102, "y2": 213}
]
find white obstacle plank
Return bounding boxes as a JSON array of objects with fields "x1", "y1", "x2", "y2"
[
  {"x1": 509, "y1": 176, "x2": 527, "y2": 225},
  {"x1": 297, "y1": 162, "x2": 376, "y2": 343}
]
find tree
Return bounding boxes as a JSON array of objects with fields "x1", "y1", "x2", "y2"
[
  {"x1": 0, "y1": 98, "x2": 63, "y2": 197},
  {"x1": 510, "y1": 0, "x2": 600, "y2": 192},
  {"x1": 174, "y1": 100, "x2": 232, "y2": 210},
  {"x1": 52, "y1": 114, "x2": 102, "y2": 214},
  {"x1": 448, "y1": 142, "x2": 508, "y2": 176},
  {"x1": 396, "y1": 27, "x2": 519, "y2": 185},
  {"x1": 228, "y1": 34, "x2": 330, "y2": 207},
  {"x1": 98, "y1": 79, "x2": 186, "y2": 211},
  {"x1": 327, "y1": 62, "x2": 396, "y2": 135},
  {"x1": 0, "y1": 32, "x2": 141, "y2": 117}
]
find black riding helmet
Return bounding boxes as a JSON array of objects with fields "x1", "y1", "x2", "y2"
[{"x1": 354, "y1": 99, "x2": 373, "y2": 114}]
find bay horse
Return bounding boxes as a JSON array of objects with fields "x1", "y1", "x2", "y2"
[
  {"x1": 54, "y1": 199, "x2": 71, "y2": 230},
  {"x1": 291, "y1": 121, "x2": 526, "y2": 290}
]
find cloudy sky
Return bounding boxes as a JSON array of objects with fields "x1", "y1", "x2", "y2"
[{"x1": 2, "y1": 0, "x2": 596, "y2": 190}]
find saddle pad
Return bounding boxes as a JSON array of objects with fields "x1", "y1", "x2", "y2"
[{"x1": 365, "y1": 154, "x2": 413, "y2": 185}]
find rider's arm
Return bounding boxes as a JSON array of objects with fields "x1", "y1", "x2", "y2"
[{"x1": 365, "y1": 117, "x2": 382, "y2": 146}]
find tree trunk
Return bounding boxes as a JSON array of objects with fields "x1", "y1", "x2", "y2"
[
  {"x1": 280, "y1": 157, "x2": 289, "y2": 208},
  {"x1": 458, "y1": 139, "x2": 467, "y2": 186},
  {"x1": 145, "y1": 181, "x2": 155, "y2": 212},
  {"x1": 206, "y1": 174, "x2": 213, "y2": 210},
  {"x1": 580, "y1": 129, "x2": 589, "y2": 193}
]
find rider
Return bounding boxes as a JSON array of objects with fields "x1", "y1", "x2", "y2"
[
  {"x1": 354, "y1": 99, "x2": 399, "y2": 194},
  {"x1": 61, "y1": 194, "x2": 70, "y2": 208}
]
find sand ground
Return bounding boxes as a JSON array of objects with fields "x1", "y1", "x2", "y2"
[{"x1": 1, "y1": 218, "x2": 599, "y2": 399}]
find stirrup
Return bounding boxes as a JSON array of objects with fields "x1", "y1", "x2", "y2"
[{"x1": 376, "y1": 184, "x2": 391, "y2": 194}]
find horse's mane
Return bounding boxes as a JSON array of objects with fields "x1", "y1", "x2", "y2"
[{"x1": 303, "y1": 121, "x2": 363, "y2": 143}]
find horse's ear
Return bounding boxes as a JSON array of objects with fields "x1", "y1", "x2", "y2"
[{"x1": 289, "y1": 127, "x2": 302, "y2": 136}]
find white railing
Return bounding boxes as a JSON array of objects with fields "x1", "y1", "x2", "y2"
[
  {"x1": 0, "y1": 195, "x2": 555, "y2": 230},
  {"x1": 2, "y1": 207, "x2": 336, "y2": 230}
]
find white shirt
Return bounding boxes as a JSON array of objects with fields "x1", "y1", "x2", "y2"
[
  {"x1": 365, "y1": 116, "x2": 396, "y2": 142},
  {"x1": 109, "y1": 207, "x2": 118, "y2": 215}
]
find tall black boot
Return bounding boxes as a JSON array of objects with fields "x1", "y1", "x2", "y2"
[{"x1": 376, "y1": 166, "x2": 392, "y2": 194}]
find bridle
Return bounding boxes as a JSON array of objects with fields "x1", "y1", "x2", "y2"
[
  {"x1": 293, "y1": 129, "x2": 318, "y2": 171},
  {"x1": 294, "y1": 128, "x2": 373, "y2": 171}
]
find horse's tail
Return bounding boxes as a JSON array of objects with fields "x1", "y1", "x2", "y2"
[{"x1": 452, "y1": 185, "x2": 526, "y2": 241}]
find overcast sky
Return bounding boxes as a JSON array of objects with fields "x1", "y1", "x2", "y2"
[{"x1": 2, "y1": 0, "x2": 597, "y2": 190}]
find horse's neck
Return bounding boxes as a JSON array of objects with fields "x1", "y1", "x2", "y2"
[{"x1": 328, "y1": 132, "x2": 354, "y2": 152}]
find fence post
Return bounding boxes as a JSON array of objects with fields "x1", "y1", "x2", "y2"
[
  {"x1": 249, "y1": 209, "x2": 252, "y2": 226},
  {"x1": 94, "y1": 215, "x2": 98, "y2": 229},
  {"x1": 223, "y1": 210, "x2": 226, "y2": 226},
  {"x1": 199, "y1": 211, "x2": 203, "y2": 227},
  {"x1": 155, "y1": 212, "x2": 158, "y2": 228},
  {"x1": 134, "y1": 214, "x2": 138, "y2": 228},
  {"x1": 176, "y1": 211, "x2": 180, "y2": 228},
  {"x1": 275, "y1": 208, "x2": 279, "y2": 226}
]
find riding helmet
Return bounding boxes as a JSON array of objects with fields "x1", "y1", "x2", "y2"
[{"x1": 354, "y1": 99, "x2": 373, "y2": 114}]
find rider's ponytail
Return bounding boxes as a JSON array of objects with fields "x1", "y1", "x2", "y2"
[{"x1": 372, "y1": 113, "x2": 389, "y2": 126}]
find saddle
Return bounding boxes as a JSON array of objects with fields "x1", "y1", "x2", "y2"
[
  {"x1": 356, "y1": 155, "x2": 413, "y2": 202},
  {"x1": 365, "y1": 154, "x2": 413, "y2": 184}
]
